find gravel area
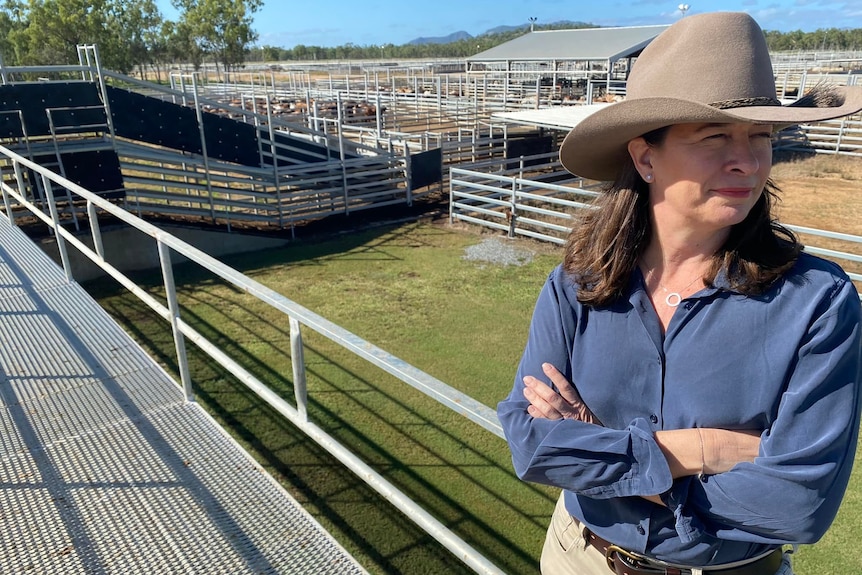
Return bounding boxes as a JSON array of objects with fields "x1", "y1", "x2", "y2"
[{"x1": 462, "y1": 236, "x2": 536, "y2": 267}]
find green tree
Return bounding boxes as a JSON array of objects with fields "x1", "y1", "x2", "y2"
[
  {"x1": 111, "y1": 0, "x2": 163, "y2": 75},
  {"x1": 139, "y1": 18, "x2": 180, "y2": 82},
  {"x1": 3, "y1": 0, "x2": 95, "y2": 67},
  {"x1": 172, "y1": 0, "x2": 262, "y2": 78},
  {"x1": 162, "y1": 18, "x2": 204, "y2": 71},
  {"x1": 0, "y1": 5, "x2": 25, "y2": 65},
  {"x1": 258, "y1": 44, "x2": 280, "y2": 62},
  {"x1": 0, "y1": 0, "x2": 163, "y2": 74}
]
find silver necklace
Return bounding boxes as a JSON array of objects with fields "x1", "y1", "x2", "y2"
[{"x1": 645, "y1": 269, "x2": 704, "y2": 307}]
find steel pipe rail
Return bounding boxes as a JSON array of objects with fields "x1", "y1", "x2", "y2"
[
  {"x1": 450, "y1": 159, "x2": 862, "y2": 299},
  {"x1": 0, "y1": 143, "x2": 507, "y2": 575}
]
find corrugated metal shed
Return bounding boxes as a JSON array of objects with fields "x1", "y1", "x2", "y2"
[{"x1": 466, "y1": 25, "x2": 669, "y2": 63}]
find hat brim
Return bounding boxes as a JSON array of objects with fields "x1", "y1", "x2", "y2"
[{"x1": 559, "y1": 86, "x2": 862, "y2": 181}]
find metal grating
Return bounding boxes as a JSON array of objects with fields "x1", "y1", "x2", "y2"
[{"x1": 0, "y1": 216, "x2": 368, "y2": 574}]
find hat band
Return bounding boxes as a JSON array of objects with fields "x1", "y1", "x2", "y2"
[{"x1": 710, "y1": 96, "x2": 782, "y2": 109}]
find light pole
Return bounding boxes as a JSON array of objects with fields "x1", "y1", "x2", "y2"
[
  {"x1": 529, "y1": 17, "x2": 537, "y2": 32},
  {"x1": 678, "y1": 4, "x2": 690, "y2": 17}
]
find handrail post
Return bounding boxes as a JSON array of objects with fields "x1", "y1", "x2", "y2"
[
  {"x1": 404, "y1": 147, "x2": 413, "y2": 207},
  {"x1": 87, "y1": 200, "x2": 105, "y2": 260},
  {"x1": 42, "y1": 176, "x2": 73, "y2": 283},
  {"x1": 509, "y1": 175, "x2": 517, "y2": 239},
  {"x1": 158, "y1": 241, "x2": 194, "y2": 401},
  {"x1": 448, "y1": 167, "x2": 455, "y2": 225},
  {"x1": 12, "y1": 157, "x2": 29, "y2": 202},
  {"x1": 836, "y1": 118, "x2": 846, "y2": 153},
  {"x1": 88, "y1": 44, "x2": 118, "y2": 144},
  {"x1": 289, "y1": 317, "x2": 308, "y2": 421},
  {"x1": 0, "y1": 164, "x2": 14, "y2": 226},
  {"x1": 189, "y1": 74, "x2": 216, "y2": 225},
  {"x1": 337, "y1": 92, "x2": 349, "y2": 214},
  {"x1": 265, "y1": 93, "x2": 285, "y2": 230},
  {"x1": 45, "y1": 108, "x2": 80, "y2": 231}
]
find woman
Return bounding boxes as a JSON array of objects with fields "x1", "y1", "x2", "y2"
[{"x1": 497, "y1": 12, "x2": 862, "y2": 575}]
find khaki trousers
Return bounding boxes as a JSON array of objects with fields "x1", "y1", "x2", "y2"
[
  {"x1": 540, "y1": 492, "x2": 609, "y2": 574},
  {"x1": 539, "y1": 492, "x2": 795, "y2": 575}
]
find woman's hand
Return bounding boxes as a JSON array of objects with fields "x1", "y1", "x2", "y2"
[
  {"x1": 522, "y1": 365, "x2": 760, "y2": 478},
  {"x1": 522, "y1": 363, "x2": 603, "y2": 425}
]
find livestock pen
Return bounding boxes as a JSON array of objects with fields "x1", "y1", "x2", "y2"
[{"x1": 449, "y1": 152, "x2": 862, "y2": 296}]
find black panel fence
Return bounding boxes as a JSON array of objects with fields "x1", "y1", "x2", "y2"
[{"x1": 0, "y1": 72, "x2": 450, "y2": 233}]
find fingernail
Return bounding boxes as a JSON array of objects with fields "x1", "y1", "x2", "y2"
[{"x1": 542, "y1": 363, "x2": 552, "y2": 371}]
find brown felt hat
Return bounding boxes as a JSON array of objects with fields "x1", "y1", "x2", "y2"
[{"x1": 559, "y1": 12, "x2": 862, "y2": 181}]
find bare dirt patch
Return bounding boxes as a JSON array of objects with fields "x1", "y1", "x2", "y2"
[
  {"x1": 452, "y1": 153, "x2": 862, "y2": 275},
  {"x1": 772, "y1": 152, "x2": 862, "y2": 234},
  {"x1": 771, "y1": 152, "x2": 862, "y2": 279}
]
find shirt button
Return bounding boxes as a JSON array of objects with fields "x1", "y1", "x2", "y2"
[
  {"x1": 637, "y1": 525, "x2": 646, "y2": 535},
  {"x1": 649, "y1": 414, "x2": 659, "y2": 424}
]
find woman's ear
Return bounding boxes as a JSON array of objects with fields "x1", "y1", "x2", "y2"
[{"x1": 627, "y1": 137, "x2": 653, "y2": 181}]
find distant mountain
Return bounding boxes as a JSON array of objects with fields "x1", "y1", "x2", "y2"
[
  {"x1": 484, "y1": 20, "x2": 597, "y2": 34},
  {"x1": 406, "y1": 20, "x2": 598, "y2": 45},
  {"x1": 408, "y1": 31, "x2": 473, "y2": 45},
  {"x1": 483, "y1": 24, "x2": 529, "y2": 35}
]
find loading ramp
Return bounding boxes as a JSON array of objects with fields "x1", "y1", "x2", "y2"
[{"x1": 0, "y1": 213, "x2": 368, "y2": 574}]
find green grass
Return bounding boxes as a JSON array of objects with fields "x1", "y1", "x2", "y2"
[
  {"x1": 84, "y1": 222, "x2": 561, "y2": 575},
  {"x1": 82, "y1": 221, "x2": 861, "y2": 575},
  {"x1": 793, "y1": 443, "x2": 862, "y2": 574}
]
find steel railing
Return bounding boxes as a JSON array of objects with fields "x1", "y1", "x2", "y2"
[
  {"x1": 0, "y1": 143, "x2": 507, "y2": 575},
  {"x1": 449, "y1": 156, "x2": 862, "y2": 294},
  {"x1": 450, "y1": 152, "x2": 600, "y2": 244}
]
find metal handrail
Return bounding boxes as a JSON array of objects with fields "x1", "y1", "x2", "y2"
[
  {"x1": 450, "y1": 162, "x2": 862, "y2": 295},
  {"x1": 0, "y1": 143, "x2": 506, "y2": 575}
]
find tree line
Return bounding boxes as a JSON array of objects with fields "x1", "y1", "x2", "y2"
[
  {"x1": 0, "y1": 2, "x2": 859, "y2": 80},
  {"x1": 763, "y1": 28, "x2": 862, "y2": 52},
  {"x1": 0, "y1": 0, "x2": 261, "y2": 81},
  {"x1": 247, "y1": 22, "x2": 599, "y2": 62},
  {"x1": 248, "y1": 26, "x2": 862, "y2": 63}
]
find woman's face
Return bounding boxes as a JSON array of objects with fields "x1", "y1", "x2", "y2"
[{"x1": 633, "y1": 122, "x2": 773, "y2": 235}]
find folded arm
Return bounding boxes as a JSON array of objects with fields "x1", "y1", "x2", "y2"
[
  {"x1": 523, "y1": 362, "x2": 761, "y2": 504},
  {"x1": 498, "y1": 265, "x2": 862, "y2": 544}
]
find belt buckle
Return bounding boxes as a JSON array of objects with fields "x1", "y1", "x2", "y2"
[{"x1": 605, "y1": 543, "x2": 653, "y2": 572}]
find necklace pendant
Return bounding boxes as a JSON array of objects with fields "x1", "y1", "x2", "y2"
[{"x1": 665, "y1": 292, "x2": 682, "y2": 307}]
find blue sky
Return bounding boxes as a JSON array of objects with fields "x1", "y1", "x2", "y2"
[{"x1": 156, "y1": 1, "x2": 862, "y2": 48}]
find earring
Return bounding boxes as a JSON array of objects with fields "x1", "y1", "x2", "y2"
[{"x1": 644, "y1": 173, "x2": 652, "y2": 182}]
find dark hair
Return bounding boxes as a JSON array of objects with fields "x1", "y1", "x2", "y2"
[{"x1": 563, "y1": 127, "x2": 801, "y2": 306}]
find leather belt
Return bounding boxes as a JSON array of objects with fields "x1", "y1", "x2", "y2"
[{"x1": 585, "y1": 529, "x2": 783, "y2": 575}]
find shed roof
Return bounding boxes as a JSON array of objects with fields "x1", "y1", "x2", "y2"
[
  {"x1": 492, "y1": 104, "x2": 612, "y2": 131},
  {"x1": 491, "y1": 98, "x2": 798, "y2": 132},
  {"x1": 467, "y1": 25, "x2": 669, "y2": 63}
]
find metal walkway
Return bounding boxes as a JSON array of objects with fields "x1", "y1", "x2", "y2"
[{"x1": 0, "y1": 215, "x2": 367, "y2": 574}]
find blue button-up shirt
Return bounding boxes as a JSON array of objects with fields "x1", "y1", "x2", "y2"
[{"x1": 497, "y1": 252, "x2": 862, "y2": 566}]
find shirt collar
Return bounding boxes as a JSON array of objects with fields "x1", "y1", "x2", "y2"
[{"x1": 630, "y1": 265, "x2": 738, "y2": 301}]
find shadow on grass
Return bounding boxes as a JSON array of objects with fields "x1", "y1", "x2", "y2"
[
  {"x1": 89, "y1": 264, "x2": 553, "y2": 575},
  {"x1": 185, "y1": 289, "x2": 551, "y2": 571},
  {"x1": 773, "y1": 148, "x2": 817, "y2": 165},
  {"x1": 228, "y1": 221, "x2": 461, "y2": 278},
  {"x1": 83, "y1": 222, "x2": 461, "y2": 301}
]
